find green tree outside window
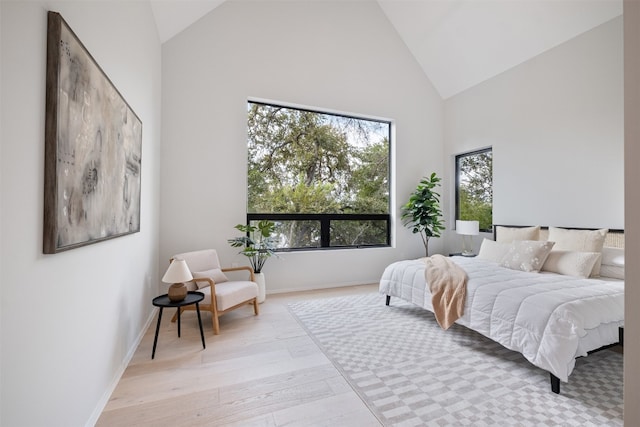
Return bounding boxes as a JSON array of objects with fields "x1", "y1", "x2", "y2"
[
  {"x1": 247, "y1": 102, "x2": 391, "y2": 249},
  {"x1": 456, "y1": 149, "x2": 493, "y2": 232}
]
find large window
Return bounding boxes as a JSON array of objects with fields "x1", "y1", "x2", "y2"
[
  {"x1": 455, "y1": 148, "x2": 493, "y2": 232},
  {"x1": 247, "y1": 101, "x2": 391, "y2": 250}
]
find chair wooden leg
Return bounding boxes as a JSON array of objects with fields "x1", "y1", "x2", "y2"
[
  {"x1": 212, "y1": 310, "x2": 220, "y2": 335},
  {"x1": 253, "y1": 298, "x2": 259, "y2": 315}
]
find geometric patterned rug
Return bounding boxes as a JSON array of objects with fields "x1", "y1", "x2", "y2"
[{"x1": 288, "y1": 292, "x2": 623, "y2": 426}]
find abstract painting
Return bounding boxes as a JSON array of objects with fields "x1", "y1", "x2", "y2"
[{"x1": 44, "y1": 11, "x2": 142, "y2": 253}]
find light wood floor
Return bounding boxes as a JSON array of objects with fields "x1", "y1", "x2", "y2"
[{"x1": 97, "y1": 284, "x2": 382, "y2": 426}]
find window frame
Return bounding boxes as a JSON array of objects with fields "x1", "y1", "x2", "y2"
[
  {"x1": 246, "y1": 213, "x2": 391, "y2": 251},
  {"x1": 246, "y1": 100, "x2": 392, "y2": 251},
  {"x1": 454, "y1": 147, "x2": 493, "y2": 233}
]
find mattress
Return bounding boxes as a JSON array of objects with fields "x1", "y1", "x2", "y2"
[{"x1": 379, "y1": 256, "x2": 624, "y2": 382}]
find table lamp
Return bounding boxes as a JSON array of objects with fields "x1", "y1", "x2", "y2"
[
  {"x1": 162, "y1": 258, "x2": 193, "y2": 302},
  {"x1": 456, "y1": 220, "x2": 479, "y2": 256}
]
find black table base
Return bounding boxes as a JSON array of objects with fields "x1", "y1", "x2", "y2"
[{"x1": 151, "y1": 291, "x2": 206, "y2": 359}]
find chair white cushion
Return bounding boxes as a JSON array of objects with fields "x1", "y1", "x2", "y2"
[
  {"x1": 215, "y1": 281, "x2": 258, "y2": 311},
  {"x1": 173, "y1": 249, "x2": 222, "y2": 272},
  {"x1": 192, "y1": 268, "x2": 229, "y2": 289},
  {"x1": 196, "y1": 285, "x2": 212, "y2": 304}
]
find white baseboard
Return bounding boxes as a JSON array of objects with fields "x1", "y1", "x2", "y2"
[{"x1": 84, "y1": 307, "x2": 158, "y2": 427}]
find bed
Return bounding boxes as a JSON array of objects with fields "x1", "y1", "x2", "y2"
[{"x1": 379, "y1": 226, "x2": 625, "y2": 394}]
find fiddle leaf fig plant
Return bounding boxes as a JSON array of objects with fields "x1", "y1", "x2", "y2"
[{"x1": 401, "y1": 173, "x2": 445, "y2": 257}]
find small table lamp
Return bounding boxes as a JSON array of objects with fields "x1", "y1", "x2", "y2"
[
  {"x1": 162, "y1": 258, "x2": 193, "y2": 302},
  {"x1": 456, "y1": 220, "x2": 479, "y2": 256}
]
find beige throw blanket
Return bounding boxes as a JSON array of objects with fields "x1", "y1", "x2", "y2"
[{"x1": 424, "y1": 254, "x2": 468, "y2": 330}]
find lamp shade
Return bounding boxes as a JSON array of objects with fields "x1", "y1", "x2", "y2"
[
  {"x1": 456, "y1": 220, "x2": 479, "y2": 236},
  {"x1": 162, "y1": 258, "x2": 193, "y2": 283}
]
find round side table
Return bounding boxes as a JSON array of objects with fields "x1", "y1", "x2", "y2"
[{"x1": 151, "y1": 291, "x2": 206, "y2": 359}]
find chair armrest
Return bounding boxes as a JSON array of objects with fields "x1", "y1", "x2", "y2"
[
  {"x1": 191, "y1": 277, "x2": 217, "y2": 292},
  {"x1": 221, "y1": 266, "x2": 255, "y2": 282}
]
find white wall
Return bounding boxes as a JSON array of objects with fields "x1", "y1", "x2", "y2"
[
  {"x1": 624, "y1": 2, "x2": 640, "y2": 424},
  {"x1": 0, "y1": 0, "x2": 630, "y2": 424},
  {"x1": 0, "y1": 3, "x2": 3, "y2": 423},
  {"x1": 442, "y1": 16, "x2": 623, "y2": 253},
  {"x1": 0, "y1": 2, "x2": 161, "y2": 426},
  {"x1": 161, "y1": 0, "x2": 444, "y2": 293}
]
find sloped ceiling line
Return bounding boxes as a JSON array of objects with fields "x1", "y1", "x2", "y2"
[{"x1": 150, "y1": 0, "x2": 622, "y2": 99}]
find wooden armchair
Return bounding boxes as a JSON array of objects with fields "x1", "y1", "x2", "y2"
[{"x1": 169, "y1": 249, "x2": 259, "y2": 334}]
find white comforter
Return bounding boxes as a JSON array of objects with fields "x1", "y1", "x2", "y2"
[{"x1": 379, "y1": 256, "x2": 624, "y2": 382}]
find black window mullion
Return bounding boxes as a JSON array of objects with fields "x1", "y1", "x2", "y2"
[{"x1": 320, "y1": 217, "x2": 331, "y2": 247}]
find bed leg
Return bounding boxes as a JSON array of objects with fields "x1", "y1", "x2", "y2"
[
  {"x1": 550, "y1": 374, "x2": 560, "y2": 394},
  {"x1": 619, "y1": 326, "x2": 624, "y2": 347},
  {"x1": 385, "y1": 295, "x2": 390, "y2": 306}
]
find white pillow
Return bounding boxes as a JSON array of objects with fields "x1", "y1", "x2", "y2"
[
  {"x1": 548, "y1": 227, "x2": 608, "y2": 252},
  {"x1": 477, "y1": 239, "x2": 511, "y2": 263},
  {"x1": 500, "y1": 240, "x2": 555, "y2": 272},
  {"x1": 600, "y1": 265, "x2": 625, "y2": 280},
  {"x1": 547, "y1": 227, "x2": 608, "y2": 276},
  {"x1": 599, "y1": 246, "x2": 625, "y2": 279},
  {"x1": 541, "y1": 250, "x2": 601, "y2": 278},
  {"x1": 601, "y1": 246, "x2": 624, "y2": 266},
  {"x1": 192, "y1": 268, "x2": 229, "y2": 289},
  {"x1": 496, "y1": 226, "x2": 540, "y2": 243}
]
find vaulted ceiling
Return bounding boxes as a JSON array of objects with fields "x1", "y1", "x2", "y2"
[{"x1": 149, "y1": 0, "x2": 622, "y2": 99}]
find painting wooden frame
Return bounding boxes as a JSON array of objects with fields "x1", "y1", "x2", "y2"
[{"x1": 44, "y1": 11, "x2": 142, "y2": 253}]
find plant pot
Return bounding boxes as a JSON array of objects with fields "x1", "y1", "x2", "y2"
[{"x1": 254, "y1": 272, "x2": 266, "y2": 303}]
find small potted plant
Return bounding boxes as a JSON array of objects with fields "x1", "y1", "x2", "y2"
[
  {"x1": 401, "y1": 173, "x2": 445, "y2": 257},
  {"x1": 228, "y1": 220, "x2": 277, "y2": 303}
]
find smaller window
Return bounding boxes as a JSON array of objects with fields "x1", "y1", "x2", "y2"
[{"x1": 455, "y1": 148, "x2": 493, "y2": 232}]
